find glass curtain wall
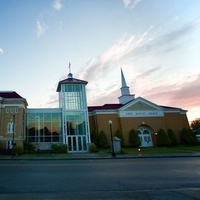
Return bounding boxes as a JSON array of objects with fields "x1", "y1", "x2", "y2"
[
  {"x1": 60, "y1": 83, "x2": 90, "y2": 151},
  {"x1": 63, "y1": 84, "x2": 86, "y2": 110},
  {"x1": 26, "y1": 110, "x2": 62, "y2": 143}
]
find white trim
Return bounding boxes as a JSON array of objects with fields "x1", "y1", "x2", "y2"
[
  {"x1": 1, "y1": 104, "x2": 26, "y2": 109},
  {"x1": 119, "y1": 97, "x2": 163, "y2": 111},
  {"x1": 164, "y1": 109, "x2": 187, "y2": 114},
  {"x1": 89, "y1": 111, "x2": 118, "y2": 116},
  {"x1": 26, "y1": 108, "x2": 62, "y2": 113}
]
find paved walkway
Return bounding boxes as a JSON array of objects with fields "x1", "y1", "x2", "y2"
[{"x1": 1, "y1": 151, "x2": 200, "y2": 160}]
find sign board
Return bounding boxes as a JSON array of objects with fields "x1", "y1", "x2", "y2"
[{"x1": 119, "y1": 110, "x2": 164, "y2": 117}]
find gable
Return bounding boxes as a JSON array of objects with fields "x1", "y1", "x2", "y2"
[{"x1": 118, "y1": 97, "x2": 164, "y2": 118}]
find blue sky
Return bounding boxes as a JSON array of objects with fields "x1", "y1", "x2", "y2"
[{"x1": 0, "y1": 0, "x2": 200, "y2": 122}]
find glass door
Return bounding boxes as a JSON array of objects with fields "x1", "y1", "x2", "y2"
[{"x1": 67, "y1": 136, "x2": 87, "y2": 152}]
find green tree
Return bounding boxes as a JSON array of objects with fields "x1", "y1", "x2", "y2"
[
  {"x1": 191, "y1": 118, "x2": 200, "y2": 130},
  {"x1": 115, "y1": 129, "x2": 125, "y2": 147},
  {"x1": 167, "y1": 129, "x2": 178, "y2": 146},
  {"x1": 157, "y1": 129, "x2": 171, "y2": 147},
  {"x1": 99, "y1": 130, "x2": 109, "y2": 149},
  {"x1": 181, "y1": 128, "x2": 198, "y2": 145},
  {"x1": 129, "y1": 129, "x2": 141, "y2": 147},
  {"x1": 91, "y1": 129, "x2": 99, "y2": 147}
]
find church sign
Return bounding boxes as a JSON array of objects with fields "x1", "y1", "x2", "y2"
[{"x1": 119, "y1": 110, "x2": 164, "y2": 117}]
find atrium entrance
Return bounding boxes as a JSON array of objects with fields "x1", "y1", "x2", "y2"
[{"x1": 67, "y1": 135, "x2": 87, "y2": 152}]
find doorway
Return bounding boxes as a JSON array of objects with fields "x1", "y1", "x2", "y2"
[
  {"x1": 67, "y1": 135, "x2": 87, "y2": 152},
  {"x1": 137, "y1": 126, "x2": 153, "y2": 147}
]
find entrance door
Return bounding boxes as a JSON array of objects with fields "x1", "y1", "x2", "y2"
[
  {"x1": 67, "y1": 136, "x2": 87, "y2": 152},
  {"x1": 137, "y1": 126, "x2": 153, "y2": 147}
]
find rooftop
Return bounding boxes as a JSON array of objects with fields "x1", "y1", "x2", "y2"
[{"x1": 0, "y1": 91, "x2": 23, "y2": 99}]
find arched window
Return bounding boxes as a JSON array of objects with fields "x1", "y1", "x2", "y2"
[
  {"x1": 7, "y1": 121, "x2": 14, "y2": 134},
  {"x1": 137, "y1": 125, "x2": 153, "y2": 147}
]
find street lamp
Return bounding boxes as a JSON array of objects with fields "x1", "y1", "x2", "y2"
[{"x1": 108, "y1": 120, "x2": 116, "y2": 157}]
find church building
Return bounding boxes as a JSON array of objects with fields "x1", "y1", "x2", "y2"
[
  {"x1": 88, "y1": 69, "x2": 189, "y2": 147},
  {"x1": 0, "y1": 69, "x2": 190, "y2": 152}
]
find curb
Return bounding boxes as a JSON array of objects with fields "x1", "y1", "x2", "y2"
[{"x1": 1, "y1": 153, "x2": 200, "y2": 161}]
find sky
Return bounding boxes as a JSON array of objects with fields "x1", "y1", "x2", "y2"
[{"x1": 0, "y1": 0, "x2": 200, "y2": 123}]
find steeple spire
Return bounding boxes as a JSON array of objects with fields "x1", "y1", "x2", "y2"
[
  {"x1": 118, "y1": 68, "x2": 135, "y2": 104},
  {"x1": 121, "y1": 68, "x2": 130, "y2": 95}
]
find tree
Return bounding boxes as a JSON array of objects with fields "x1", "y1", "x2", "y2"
[
  {"x1": 99, "y1": 130, "x2": 109, "y2": 149},
  {"x1": 180, "y1": 128, "x2": 198, "y2": 145},
  {"x1": 91, "y1": 129, "x2": 99, "y2": 147},
  {"x1": 191, "y1": 118, "x2": 200, "y2": 130},
  {"x1": 157, "y1": 129, "x2": 171, "y2": 147},
  {"x1": 167, "y1": 129, "x2": 178, "y2": 146},
  {"x1": 115, "y1": 129, "x2": 125, "y2": 147},
  {"x1": 129, "y1": 129, "x2": 141, "y2": 147}
]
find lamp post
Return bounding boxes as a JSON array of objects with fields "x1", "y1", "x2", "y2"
[
  {"x1": 108, "y1": 120, "x2": 116, "y2": 157},
  {"x1": 12, "y1": 115, "x2": 15, "y2": 158}
]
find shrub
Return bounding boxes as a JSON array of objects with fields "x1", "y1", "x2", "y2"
[
  {"x1": 51, "y1": 144, "x2": 68, "y2": 154},
  {"x1": 129, "y1": 129, "x2": 141, "y2": 147},
  {"x1": 12, "y1": 146, "x2": 24, "y2": 155},
  {"x1": 188, "y1": 129, "x2": 199, "y2": 145},
  {"x1": 115, "y1": 129, "x2": 125, "y2": 147},
  {"x1": 181, "y1": 128, "x2": 198, "y2": 145},
  {"x1": 91, "y1": 129, "x2": 100, "y2": 147},
  {"x1": 119, "y1": 148, "x2": 126, "y2": 154},
  {"x1": 157, "y1": 129, "x2": 171, "y2": 147},
  {"x1": 23, "y1": 141, "x2": 35, "y2": 153},
  {"x1": 167, "y1": 129, "x2": 178, "y2": 146},
  {"x1": 89, "y1": 143, "x2": 98, "y2": 153},
  {"x1": 99, "y1": 130, "x2": 109, "y2": 149}
]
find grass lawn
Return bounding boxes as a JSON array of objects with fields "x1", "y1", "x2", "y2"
[{"x1": 117, "y1": 145, "x2": 200, "y2": 155}]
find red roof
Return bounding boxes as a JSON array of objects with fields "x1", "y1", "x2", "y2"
[
  {"x1": 88, "y1": 104, "x2": 123, "y2": 112},
  {"x1": 57, "y1": 78, "x2": 88, "y2": 92},
  {"x1": 0, "y1": 91, "x2": 23, "y2": 99}
]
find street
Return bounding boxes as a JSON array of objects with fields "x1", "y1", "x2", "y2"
[{"x1": 0, "y1": 157, "x2": 200, "y2": 199}]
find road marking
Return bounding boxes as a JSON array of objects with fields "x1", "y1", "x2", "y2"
[{"x1": 0, "y1": 162, "x2": 135, "y2": 167}]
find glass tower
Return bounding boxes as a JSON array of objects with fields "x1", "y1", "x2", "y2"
[{"x1": 57, "y1": 72, "x2": 91, "y2": 152}]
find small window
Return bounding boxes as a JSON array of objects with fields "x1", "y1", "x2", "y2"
[{"x1": 5, "y1": 107, "x2": 18, "y2": 114}]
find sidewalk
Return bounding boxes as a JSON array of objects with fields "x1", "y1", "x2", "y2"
[{"x1": 1, "y1": 151, "x2": 200, "y2": 160}]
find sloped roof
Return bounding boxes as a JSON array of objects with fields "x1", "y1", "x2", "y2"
[
  {"x1": 159, "y1": 105, "x2": 181, "y2": 110},
  {"x1": 88, "y1": 104, "x2": 123, "y2": 112},
  {"x1": 0, "y1": 91, "x2": 23, "y2": 99},
  {"x1": 88, "y1": 100, "x2": 184, "y2": 113},
  {"x1": 0, "y1": 91, "x2": 28, "y2": 106},
  {"x1": 57, "y1": 78, "x2": 88, "y2": 92}
]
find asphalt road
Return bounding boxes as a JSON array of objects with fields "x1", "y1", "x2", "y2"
[{"x1": 0, "y1": 157, "x2": 200, "y2": 199}]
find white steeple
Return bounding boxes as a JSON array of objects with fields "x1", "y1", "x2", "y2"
[{"x1": 118, "y1": 68, "x2": 135, "y2": 104}]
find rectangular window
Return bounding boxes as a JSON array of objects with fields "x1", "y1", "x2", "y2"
[
  {"x1": 15, "y1": 107, "x2": 18, "y2": 113},
  {"x1": 5, "y1": 107, "x2": 18, "y2": 114},
  {"x1": 6, "y1": 108, "x2": 9, "y2": 113}
]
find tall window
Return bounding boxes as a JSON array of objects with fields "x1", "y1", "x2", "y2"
[{"x1": 7, "y1": 121, "x2": 14, "y2": 134}]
